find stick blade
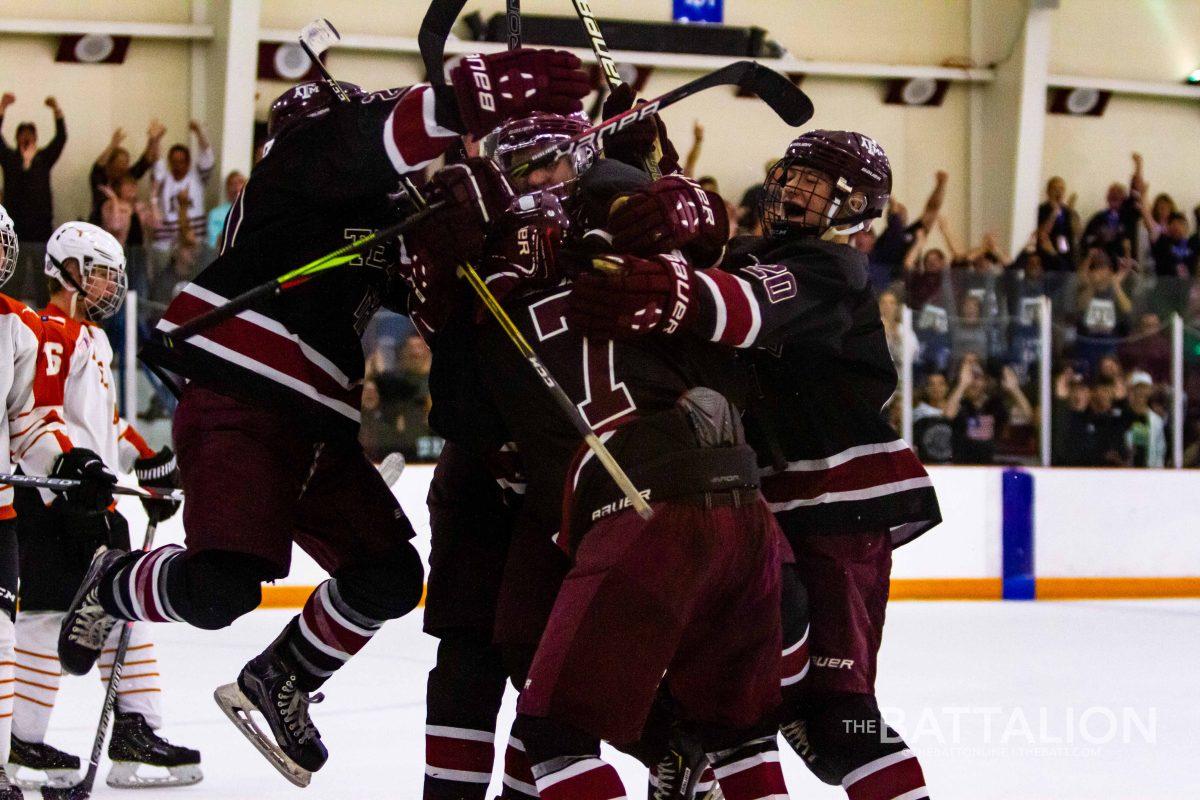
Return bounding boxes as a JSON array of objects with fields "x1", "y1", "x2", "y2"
[
  {"x1": 738, "y1": 64, "x2": 814, "y2": 126},
  {"x1": 300, "y1": 18, "x2": 340, "y2": 56},
  {"x1": 418, "y1": 0, "x2": 470, "y2": 82}
]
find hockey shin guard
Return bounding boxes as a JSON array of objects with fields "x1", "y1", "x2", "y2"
[
  {"x1": 708, "y1": 734, "x2": 789, "y2": 800},
  {"x1": 12, "y1": 612, "x2": 60, "y2": 744},
  {"x1": 100, "y1": 623, "x2": 162, "y2": 729},
  {"x1": 424, "y1": 634, "x2": 507, "y2": 800},
  {"x1": 516, "y1": 713, "x2": 627, "y2": 800},
  {"x1": 499, "y1": 733, "x2": 537, "y2": 799},
  {"x1": 279, "y1": 579, "x2": 389, "y2": 692}
]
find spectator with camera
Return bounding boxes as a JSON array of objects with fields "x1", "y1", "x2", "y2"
[
  {"x1": 0, "y1": 92, "x2": 65, "y2": 242},
  {"x1": 1037, "y1": 176, "x2": 1079, "y2": 271}
]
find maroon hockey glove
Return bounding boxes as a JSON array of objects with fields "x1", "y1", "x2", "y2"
[
  {"x1": 600, "y1": 83, "x2": 681, "y2": 175},
  {"x1": 567, "y1": 253, "x2": 698, "y2": 338},
  {"x1": 407, "y1": 158, "x2": 515, "y2": 266},
  {"x1": 447, "y1": 49, "x2": 591, "y2": 139},
  {"x1": 609, "y1": 176, "x2": 729, "y2": 268},
  {"x1": 134, "y1": 446, "x2": 181, "y2": 524}
]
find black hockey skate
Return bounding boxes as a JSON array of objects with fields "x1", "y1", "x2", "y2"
[
  {"x1": 58, "y1": 547, "x2": 126, "y2": 676},
  {"x1": 7, "y1": 735, "x2": 81, "y2": 790},
  {"x1": 650, "y1": 729, "x2": 720, "y2": 800},
  {"x1": 0, "y1": 766, "x2": 22, "y2": 800},
  {"x1": 213, "y1": 642, "x2": 327, "y2": 787},
  {"x1": 106, "y1": 712, "x2": 202, "y2": 788}
]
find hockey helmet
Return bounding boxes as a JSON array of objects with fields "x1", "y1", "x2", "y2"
[
  {"x1": 267, "y1": 81, "x2": 364, "y2": 140},
  {"x1": 45, "y1": 222, "x2": 128, "y2": 322},
  {"x1": 481, "y1": 112, "x2": 592, "y2": 197},
  {"x1": 0, "y1": 204, "x2": 16, "y2": 288},
  {"x1": 759, "y1": 130, "x2": 892, "y2": 239}
]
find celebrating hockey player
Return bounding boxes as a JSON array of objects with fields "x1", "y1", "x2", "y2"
[
  {"x1": 0, "y1": 209, "x2": 119, "y2": 797},
  {"x1": 9, "y1": 220, "x2": 201, "y2": 789},
  {"x1": 57, "y1": 48, "x2": 591, "y2": 786},
  {"x1": 569, "y1": 130, "x2": 941, "y2": 800}
]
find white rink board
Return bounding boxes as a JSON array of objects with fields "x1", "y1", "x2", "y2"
[
  {"x1": 118, "y1": 463, "x2": 1200, "y2": 587},
  {"x1": 1031, "y1": 468, "x2": 1200, "y2": 578},
  {"x1": 891, "y1": 466, "x2": 1002, "y2": 579}
]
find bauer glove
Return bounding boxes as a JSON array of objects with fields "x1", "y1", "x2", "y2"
[{"x1": 134, "y1": 446, "x2": 182, "y2": 523}]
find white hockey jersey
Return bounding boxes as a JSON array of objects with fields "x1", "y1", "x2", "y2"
[
  {"x1": 36, "y1": 303, "x2": 155, "y2": 476},
  {"x1": 0, "y1": 295, "x2": 72, "y2": 518}
]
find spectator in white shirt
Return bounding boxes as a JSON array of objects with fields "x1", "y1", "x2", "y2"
[{"x1": 150, "y1": 120, "x2": 213, "y2": 253}]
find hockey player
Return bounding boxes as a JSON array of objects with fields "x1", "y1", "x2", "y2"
[
  {"x1": 0, "y1": 208, "x2": 118, "y2": 796},
  {"x1": 58, "y1": 48, "x2": 592, "y2": 786},
  {"x1": 9, "y1": 220, "x2": 201, "y2": 789},
  {"x1": 414, "y1": 112, "x2": 595, "y2": 800},
  {"x1": 402, "y1": 120, "x2": 791, "y2": 797},
  {"x1": 568, "y1": 130, "x2": 941, "y2": 800}
]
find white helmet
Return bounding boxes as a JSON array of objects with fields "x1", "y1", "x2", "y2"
[
  {"x1": 0, "y1": 204, "x2": 17, "y2": 288},
  {"x1": 45, "y1": 222, "x2": 127, "y2": 321}
]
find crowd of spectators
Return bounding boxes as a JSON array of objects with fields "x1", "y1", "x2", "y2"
[
  {"x1": 2, "y1": 94, "x2": 1197, "y2": 467},
  {"x1": 848, "y1": 154, "x2": 1200, "y2": 467}
]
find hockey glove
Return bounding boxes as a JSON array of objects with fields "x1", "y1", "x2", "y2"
[
  {"x1": 424, "y1": 158, "x2": 515, "y2": 262},
  {"x1": 567, "y1": 253, "x2": 698, "y2": 339},
  {"x1": 50, "y1": 448, "x2": 117, "y2": 514},
  {"x1": 600, "y1": 83, "x2": 681, "y2": 175},
  {"x1": 609, "y1": 176, "x2": 729, "y2": 268},
  {"x1": 134, "y1": 446, "x2": 181, "y2": 523},
  {"x1": 443, "y1": 49, "x2": 591, "y2": 138}
]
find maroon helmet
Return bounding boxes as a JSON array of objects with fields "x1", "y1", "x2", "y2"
[
  {"x1": 759, "y1": 129, "x2": 892, "y2": 239},
  {"x1": 267, "y1": 81, "x2": 364, "y2": 139},
  {"x1": 481, "y1": 112, "x2": 592, "y2": 196}
]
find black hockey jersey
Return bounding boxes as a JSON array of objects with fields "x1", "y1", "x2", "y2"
[
  {"x1": 691, "y1": 236, "x2": 941, "y2": 546},
  {"x1": 478, "y1": 284, "x2": 748, "y2": 552},
  {"x1": 143, "y1": 85, "x2": 459, "y2": 438}
]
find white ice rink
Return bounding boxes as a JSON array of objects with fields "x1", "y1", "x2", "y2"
[{"x1": 38, "y1": 601, "x2": 1198, "y2": 800}]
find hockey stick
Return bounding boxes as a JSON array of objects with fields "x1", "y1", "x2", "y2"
[
  {"x1": 160, "y1": 203, "x2": 443, "y2": 343},
  {"x1": 565, "y1": 0, "x2": 664, "y2": 178},
  {"x1": 298, "y1": 19, "x2": 352, "y2": 103},
  {"x1": 456, "y1": 263, "x2": 652, "y2": 519},
  {"x1": 512, "y1": 60, "x2": 814, "y2": 180},
  {"x1": 41, "y1": 521, "x2": 163, "y2": 800},
  {"x1": 507, "y1": 0, "x2": 522, "y2": 49},
  {"x1": 0, "y1": 472, "x2": 183, "y2": 503},
  {"x1": 419, "y1": 0, "x2": 470, "y2": 86},
  {"x1": 169, "y1": 63, "x2": 809, "y2": 344}
]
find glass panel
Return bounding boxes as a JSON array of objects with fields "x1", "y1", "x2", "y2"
[{"x1": 899, "y1": 268, "x2": 1046, "y2": 466}]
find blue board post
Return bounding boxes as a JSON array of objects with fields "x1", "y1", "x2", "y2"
[
  {"x1": 1001, "y1": 468, "x2": 1035, "y2": 600},
  {"x1": 673, "y1": 0, "x2": 724, "y2": 24}
]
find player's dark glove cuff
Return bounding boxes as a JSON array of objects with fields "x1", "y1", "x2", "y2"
[
  {"x1": 51, "y1": 448, "x2": 117, "y2": 514},
  {"x1": 134, "y1": 446, "x2": 181, "y2": 524}
]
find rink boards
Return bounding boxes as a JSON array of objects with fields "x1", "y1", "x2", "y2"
[{"x1": 115, "y1": 465, "x2": 1200, "y2": 605}]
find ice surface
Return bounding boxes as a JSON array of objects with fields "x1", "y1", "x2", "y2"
[{"x1": 41, "y1": 601, "x2": 1199, "y2": 799}]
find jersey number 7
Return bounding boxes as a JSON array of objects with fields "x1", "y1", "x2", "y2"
[{"x1": 529, "y1": 290, "x2": 635, "y2": 430}]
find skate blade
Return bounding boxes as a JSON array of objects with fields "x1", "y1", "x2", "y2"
[
  {"x1": 214, "y1": 682, "x2": 312, "y2": 788},
  {"x1": 6, "y1": 763, "x2": 79, "y2": 790},
  {"x1": 106, "y1": 761, "x2": 203, "y2": 789}
]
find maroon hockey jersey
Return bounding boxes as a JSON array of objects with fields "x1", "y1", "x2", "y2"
[
  {"x1": 143, "y1": 85, "x2": 458, "y2": 438},
  {"x1": 690, "y1": 236, "x2": 941, "y2": 546}
]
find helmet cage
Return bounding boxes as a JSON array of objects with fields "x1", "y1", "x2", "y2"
[
  {"x1": 45, "y1": 223, "x2": 128, "y2": 322},
  {"x1": 761, "y1": 159, "x2": 874, "y2": 239},
  {"x1": 0, "y1": 206, "x2": 16, "y2": 288}
]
